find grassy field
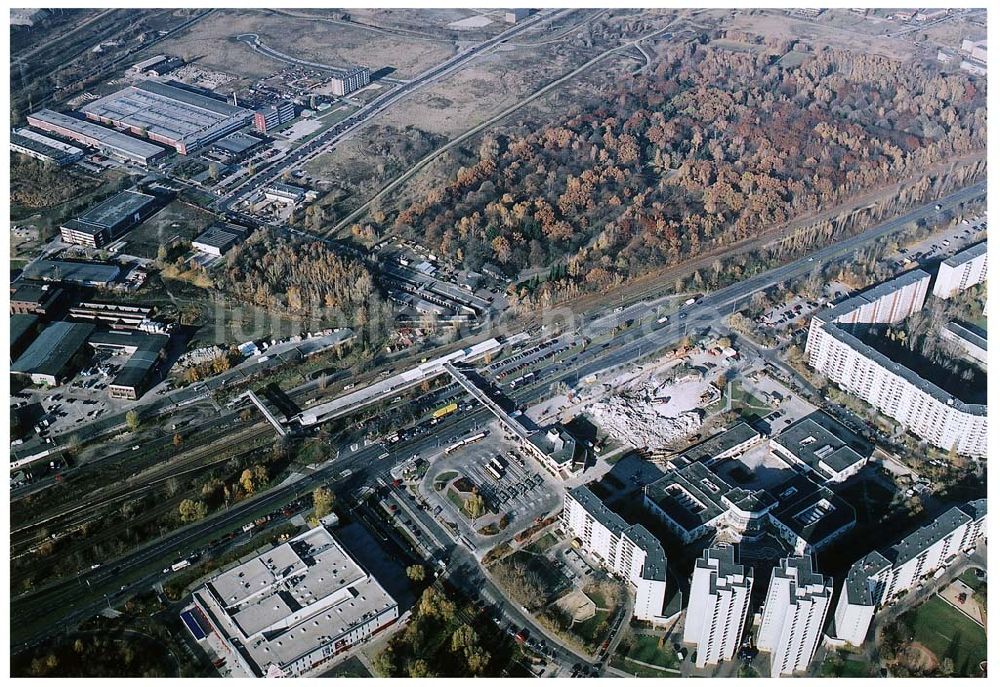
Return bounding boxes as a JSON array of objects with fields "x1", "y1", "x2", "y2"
[
  {"x1": 446, "y1": 487, "x2": 467, "y2": 513},
  {"x1": 777, "y1": 50, "x2": 811, "y2": 68},
  {"x1": 127, "y1": 200, "x2": 219, "y2": 259},
  {"x1": 525, "y1": 531, "x2": 558, "y2": 555},
  {"x1": 819, "y1": 650, "x2": 875, "y2": 677},
  {"x1": 433, "y1": 470, "x2": 458, "y2": 490},
  {"x1": 840, "y1": 658, "x2": 875, "y2": 677},
  {"x1": 911, "y1": 595, "x2": 987, "y2": 676},
  {"x1": 706, "y1": 381, "x2": 769, "y2": 418},
  {"x1": 571, "y1": 609, "x2": 610, "y2": 647},
  {"x1": 959, "y1": 568, "x2": 985, "y2": 590},
  {"x1": 619, "y1": 633, "x2": 679, "y2": 670},
  {"x1": 709, "y1": 39, "x2": 763, "y2": 53}
]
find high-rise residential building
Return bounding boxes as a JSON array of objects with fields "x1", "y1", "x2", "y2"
[
  {"x1": 933, "y1": 242, "x2": 987, "y2": 299},
  {"x1": 683, "y1": 545, "x2": 754, "y2": 668},
  {"x1": 805, "y1": 270, "x2": 986, "y2": 458},
  {"x1": 330, "y1": 66, "x2": 371, "y2": 96},
  {"x1": 757, "y1": 556, "x2": 833, "y2": 678},
  {"x1": 940, "y1": 321, "x2": 987, "y2": 364},
  {"x1": 562, "y1": 486, "x2": 676, "y2": 625},
  {"x1": 833, "y1": 500, "x2": 986, "y2": 646}
]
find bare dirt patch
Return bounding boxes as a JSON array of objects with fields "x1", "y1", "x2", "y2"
[
  {"x1": 335, "y1": 7, "x2": 508, "y2": 41},
  {"x1": 900, "y1": 642, "x2": 939, "y2": 673},
  {"x1": 724, "y1": 9, "x2": 917, "y2": 60},
  {"x1": 153, "y1": 10, "x2": 278, "y2": 84},
  {"x1": 254, "y1": 10, "x2": 458, "y2": 80},
  {"x1": 306, "y1": 38, "x2": 643, "y2": 228},
  {"x1": 940, "y1": 581, "x2": 986, "y2": 626},
  {"x1": 556, "y1": 588, "x2": 598, "y2": 622}
]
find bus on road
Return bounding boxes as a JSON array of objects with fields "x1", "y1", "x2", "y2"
[{"x1": 433, "y1": 402, "x2": 459, "y2": 419}]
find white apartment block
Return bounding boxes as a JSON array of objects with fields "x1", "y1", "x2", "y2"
[
  {"x1": 833, "y1": 500, "x2": 986, "y2": 646},
  {"x1": 563, "y1": 486, "x2": 676, "y2": 625},
  {"x1": 330, "y1": 66, "x2": 371, "y2": 96},
  {"x1": 757, "y1": 556, "x2": 832, "y2": 678},
  {"x1": 940, "y1": 321, "x2": 987, "y2": 365},
  {"x1": 683, "y1": 545, "x2": 754, "y2": 668},
  {"x1": 933, "y1": 242, "x2": 987, "y2": 299},
  {"x1": 805, "y1": 269, "x2": 986, "y2": 458}
]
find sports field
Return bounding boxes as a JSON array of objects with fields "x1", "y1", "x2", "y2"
[{"x1": 911, "y1": 595, "x2": 986, "y2": 676}]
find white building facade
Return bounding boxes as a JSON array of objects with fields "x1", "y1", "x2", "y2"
[
  {"x1": 833, "y1": 500, "x2": 986, "y2": 646},
  {"x1": 191, "y1": 525, "x2": 398, "y2": 677},
  {"x1": 330, "y1": 66, "x2": 371, "y2": 96},
  {"x1": 563, "y1": 486, "x2": 674, "y2": 624},
  {"x1": 933, "y1": 242, "x2": 987, "y2": 299},
  {"x1": 757, "y1": 556, "x2": 832, "y2": 678},
  {"x1": 683, "y1": 545, "x2": 754, "y2": 668},
  {"x1": 805, "y1": 270, "x2": 986, "y2": 458}
]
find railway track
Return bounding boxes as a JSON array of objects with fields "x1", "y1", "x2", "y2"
[{"x1": 10, "y1": 422, "x2": 274, "y2": 550}]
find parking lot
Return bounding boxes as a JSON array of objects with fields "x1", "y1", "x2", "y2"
[
  {"x1": 11, "y1": 359, "x2": 124, "y2": 440},
  {"x1": 760, "y1": 282, "x2": 848, "y2": 328},
  {"x1": 420, "y1": 428, "x2": 562, "y2": 551},
  {"x1": 741, "y1": 370, "x2": 818, "y2": 431},
  {"x1": 486, "y1": 334, "x2": 578, "y2": 386},
  {"x1": 896, "y1": 214, "x2": 986, "y2": 265}
]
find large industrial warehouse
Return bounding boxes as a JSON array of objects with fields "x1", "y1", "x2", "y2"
[
  {"x1": 80, "y1": 80, "x2": 253, "y2": 154},
  {"x1": 60, "y1": 189, "x2": 160, "y2": 248},
  {"x1": 25, "y1": 109, "x2": 166, "y2": 166}
]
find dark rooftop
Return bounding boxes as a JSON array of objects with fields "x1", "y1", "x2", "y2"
[
  {"x1": 11, "y1": 313, "x2": 40, "y2": 347},
  {"x1": 11, "y1": 321, "x2": 95, "y2": 378},
  {"x1": 769, "y1": 474, "x2": 855, "y2": 546},
  {"x1": 773, "y1": 417, "x2": 868, "y2": 479},
  {"x1": 193, "y1": 223, "x2": 250, "y2": 250},
  {"x1": 71, "y1": 189, "x2": 157, "y2": 230},
  {"x1": 10, "y1": 282, "x2": 62, "y2": 306},
  {"x1": 884, "y1": 503, "x2": 981, "y2": 568},
  {"x1": 696, "y1": 544, "x2": 752, "y2": 594},
  {"x1": 682, "y1": 421, "x2": 762, "y2": 463},
  {"x1": 213, "y1": 131, "x2": 263, "y2": 154},
  {"x1": 88, "y1": 330, "x2": 168, "y2": 390},
  {"x1": 844, "y1": 499, "x2": 986, "y2": 605},
  {"x1": 945, "y1": 321, "x2": 987, "y2": 351},
  {"x1": 568, "y1": 486, "x2": 667, "y2": 582},
  {"x1": 23, "y1": 260, "x2": 120, "y2": 285},
  {"x1": 942, "y1": 241, "x2": 986, "y2": 268},
  {"x1": 818, "y1": 269, "x2": 932, "y2": 325}
]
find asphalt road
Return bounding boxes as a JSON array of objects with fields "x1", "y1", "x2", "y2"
[{"x1": 10, "y1": 179, "x2": 986, "y2": 663}]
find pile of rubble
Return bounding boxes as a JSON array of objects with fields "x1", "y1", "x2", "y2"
[{"x1": 586, "y1": 385, "x2": 702, "y2": 450}]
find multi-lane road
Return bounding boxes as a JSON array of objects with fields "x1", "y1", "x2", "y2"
[{"x1": 10, "y1": 179, "x2": 986, "y2": 669}]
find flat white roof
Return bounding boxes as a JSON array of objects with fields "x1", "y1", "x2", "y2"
[{"x1": 196, "y1": 526, "x2": 396, "y2": 674}]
